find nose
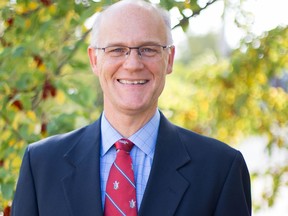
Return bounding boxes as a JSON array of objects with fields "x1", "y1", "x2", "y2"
[
  {"x1": 123, "y1": 49, "x2": 144, "y2": 70},
  {"x1": 125, "y1": 48, "x2": 142, "y2": 58}
]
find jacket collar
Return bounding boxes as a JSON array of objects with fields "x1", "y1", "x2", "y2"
[
  {"x1": 62, "y1": 113, "x2": 191, "y2": 216},
  {"x1": 62, "y1": 118, "x2": 103, "y2": 216},
  {"x1": 139, "y1": 112, "x2": 191, "y2": 216}
]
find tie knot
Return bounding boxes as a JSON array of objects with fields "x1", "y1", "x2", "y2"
[{"x1": 115, "y1": 138, "x2": 134, "y2": 153}]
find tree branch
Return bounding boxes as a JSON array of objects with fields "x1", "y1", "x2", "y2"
[
  {"x1": 55, "y1": 29, "x2": 92, "y2": 76},
  {"x1": 172, "y1": 0, "x2": 219, "y2": 30},
  {"x1": 0, "y1": 111, "x2": 24, "y2": 141}
]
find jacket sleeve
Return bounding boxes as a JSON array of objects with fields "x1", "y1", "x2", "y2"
[
  {"x1": 214, "y1": 151, "x2": 252, "y2": 216},
  {"x1": 12, "y1": 147, "x2": 39, "y2": 216}
]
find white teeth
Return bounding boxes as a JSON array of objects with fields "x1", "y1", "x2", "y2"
[{"x1": 118, "y1": 80, "x2": 147, "y2": 85}]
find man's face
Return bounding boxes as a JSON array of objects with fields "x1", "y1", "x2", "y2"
[{"x1": 88, "y1": 4, "x2": 175, "y2": 116}]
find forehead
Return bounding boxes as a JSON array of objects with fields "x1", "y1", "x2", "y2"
[{"x1": 98, "y1": 3, "x2": 168, "y2": 45}]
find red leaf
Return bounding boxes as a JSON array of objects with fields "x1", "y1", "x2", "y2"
[
  {"x1": 3, "y1": 206, "x2": 11, "y2": 216},
  {"x1": 0, "y1": 159, "x2": 4, "y2": 167},
  {"x1": 40, "y1": 0, "x2": 52, "y2": 7},
  {"x1": 11, "y1": 100, "x2": 23, "y2": 110},
  {"x1": 6, "y1": 18, "x2": 14, "y2": 26},
  {"x1": 42, "y1": 80, "x2": 57, "y2": 99}
]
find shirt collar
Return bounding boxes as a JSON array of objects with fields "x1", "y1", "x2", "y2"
[{"x1": 100, "y1": 110, "x2": 160, "y2": 159}]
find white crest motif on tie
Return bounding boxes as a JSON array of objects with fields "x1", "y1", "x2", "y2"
[
  {"x1": 129, "y1": 199, "x2": 136, "y2": 208},
  {"x1": 113, "y1": 181, "x2": 119, "y2": 190},
  {"x1": 119, "y1": 139, "x2": 129, "y2": 145}
]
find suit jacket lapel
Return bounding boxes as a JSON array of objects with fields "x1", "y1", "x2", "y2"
[
  {"x1": 61, "y1": 119, "x2": 103, "y2": 216},
  {"x1": 139, "y1": 113, "x2": 191, "y2": 216},
  {"x1": 60, "y1": 113, "x2": 190, "y2": 216}
]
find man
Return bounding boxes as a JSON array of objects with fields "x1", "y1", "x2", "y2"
[{"x1": 12, "y1": 0, "x2": 251, "y2": 215}]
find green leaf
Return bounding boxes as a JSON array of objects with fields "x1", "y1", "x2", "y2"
[
  {"x1": 1, "y1": 181, "x2": 14, "y2": 200},
  {"x1": 12, "y1": 46, "x2": 25, "y2": 57}
]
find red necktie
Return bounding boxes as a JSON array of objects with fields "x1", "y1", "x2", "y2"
[{"x1": 104, "y1": 139, "x2": 138, "y2": 216}]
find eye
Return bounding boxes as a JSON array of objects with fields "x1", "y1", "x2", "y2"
[
  {"x1": 141, "y1": 46, "x2": 158, "y2": 53},
  {"x1": 108, "y1": 47, "x2": 127, "y2": 53}
]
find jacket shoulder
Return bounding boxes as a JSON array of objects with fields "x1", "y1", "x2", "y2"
[
  {"x1": 29, "y1": 125, "x2": 86, "y2": 151},
  {"x1": 27, "y1": 120, "x2": 100, "y2": 160},
  {"x1": 175, "y1": 125, "x2": 240, "y2": 160}
]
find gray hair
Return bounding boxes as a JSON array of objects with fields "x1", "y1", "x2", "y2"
[{"x1": 89, "y1": 0, "x2": 173, "y2": 48}]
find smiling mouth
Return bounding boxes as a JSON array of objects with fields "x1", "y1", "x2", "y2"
[{"x1": 118, "y1": 79, "x2": 148, "y2": 85}]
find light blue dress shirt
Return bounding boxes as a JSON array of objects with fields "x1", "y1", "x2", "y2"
[{"x1": 100, "y1": 110, "x2": 160, "y2": 210}]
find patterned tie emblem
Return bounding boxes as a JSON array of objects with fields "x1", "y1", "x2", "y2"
[{"x1": 104, "y1": 138, "x2": 137, "y2": 216}]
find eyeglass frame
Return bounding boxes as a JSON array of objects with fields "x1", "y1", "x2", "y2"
[{"x1": 93, "y1": 44, "x2": 173, "y2": 60}]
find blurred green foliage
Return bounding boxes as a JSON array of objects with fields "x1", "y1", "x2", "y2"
[
  {"x1": 160, "y1": 26, "x2": 288, "y2": 210},
  {"x1": 0, "y1": 0, "x2": 288, "y2": 214}
]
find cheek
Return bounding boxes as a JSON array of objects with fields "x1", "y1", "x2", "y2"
[
  {"x1": 101, "y1": 59, "x2": 122, "y2": 74},
  {"x1": 95, "y1": 60, "x2": 112, "y2": 79},
  {"x1": 153, "y1": 60, "x2": 170, "y2": 79},
  {"x1": 153, "y1": 67, "x2": 168, "y2": 92}
]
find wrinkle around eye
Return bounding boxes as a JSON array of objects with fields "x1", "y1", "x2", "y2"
[{"x1": 109, "y1": 47, "x2": 127, "y2": 53}]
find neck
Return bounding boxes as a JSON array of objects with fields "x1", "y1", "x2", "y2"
[{"x1": 104, "y1": 108, "x2": 157, "y2": 138}]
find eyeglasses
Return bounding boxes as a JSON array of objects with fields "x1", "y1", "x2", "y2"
[{"x1": 94, "y1": 45, "x2": 173, "y2": 61}]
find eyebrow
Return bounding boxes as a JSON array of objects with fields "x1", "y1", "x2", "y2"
[{"x1": 104, "y1": 41, "x2": 164, "y2": 47}]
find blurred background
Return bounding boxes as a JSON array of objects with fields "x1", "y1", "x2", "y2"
[{"x1": 0, "y1": 0, "x2": 287, "y2": 215}]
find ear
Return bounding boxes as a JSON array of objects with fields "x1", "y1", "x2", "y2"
[
  {"x1": 88, "y1": 46, "x2": 99, "y2": 75},
  {"x1": 166, "y1": 46, "x2": 175, "y2": 75}
]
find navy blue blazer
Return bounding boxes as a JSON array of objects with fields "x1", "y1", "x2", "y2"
[{"x1": 12, "y1": 113, "x2": 251, "y2": 216}]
